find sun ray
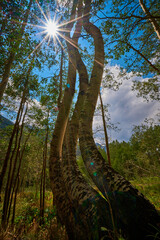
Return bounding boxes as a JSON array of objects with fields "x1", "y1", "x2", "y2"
[
  {"x1": 57, "y1": 28, "x2": 74, "y2": 33},
  {"x1": 53, "y1": 11, "x2": 57, "y2": 23},
  {"x1": 53, "y1": 35, "x2": 57, "y2": 47},
  {"x1": 12, "y1": 34, "x2": 49, "y2": 75},
  {"x1": 45, "y1": 19, "x2": 58, "y2": 36},
  {"x1": 26, "y1": 34, "x2": 49, "y2": 60},
  {"x1": 5, "y1": 17, "x2": 46, "y2": 30},
  {"x1": 58, "y1": 13, "x2": 89, "y2": 28},
  {"x1": 30, "y1": 9, "x2": 47, "y2": 26},
  {"x1": 35, "y1": 0, "x2": 48, "y2": 22},
  {"x1": 53, "y1": 36, "x2": 58, "y2": 53},
  {"x1": 57, "y1": 32, "x2": 104, "y2": 67},
  {"x1": 57, "y1": 32, "x2": 81, "y2": 51},
  {"x1": 55, "y1": 35, "x2": 76, "y2": 70},
  {"x1": 35, "y1": 29, "x2": 48, "y2": 36},
  {"x1": 47, "y1": 34, "x2": 52, "y2": 46},
  {"x1": 46, "y1": 2, "x2": 51, "y2": 20},
  {"x1": 44, "y1": 34, "x2": 52, "y2": 56},
  {"x1": 58, "y1": 28, "x2": 83, "y2": 35},
  {"x1": 7, "y1": 0, "x2": 104, "y2": 78}
]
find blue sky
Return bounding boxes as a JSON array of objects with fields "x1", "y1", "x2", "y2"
[
  {"x1": 93, "y1": 65, "x2": 159, "y2": 143},
  {"x1": 1, "y1": 0, "x2": 159, "y2": 143}
]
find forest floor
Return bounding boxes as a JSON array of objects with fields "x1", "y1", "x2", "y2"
[{"x1": 0, "y1": 176, "x2": 159, "y2": 240}]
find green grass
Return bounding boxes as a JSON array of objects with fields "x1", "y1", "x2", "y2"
[
  {"x1": 131, "y1": 176, "x2": 160, "y2": 210},
  {"x1": 0, "y1": 176, "x2": 159, "y2": 239}
]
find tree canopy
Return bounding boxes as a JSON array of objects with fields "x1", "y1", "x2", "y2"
[{"x1": 0, "y1": 0, "x2": 160, "y2": 239}]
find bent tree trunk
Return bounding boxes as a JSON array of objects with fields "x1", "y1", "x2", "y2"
[
  {"x1": 49, "y1": 1, "x2": 113, "y2": 239},
  {"x1": 49, "y1": 0, "x2": 160, "y2": 239},
  {"x1": 79, "y1": 0, "x2": 160, "y2": 239},
  {"x1": 49, "y1": 2, "x2": 81, "y2": 238}
]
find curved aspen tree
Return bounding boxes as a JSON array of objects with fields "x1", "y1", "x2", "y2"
[
  {"x1": 61, "y1": 3, "x2": 114, "y2": 239},
  {"x1": 49, "y1": 0, "x2": 160, "y2": 239},
  {"x1": 49, "y1": 0, "x2": 114, "y2": 239},
  {"x1": 49, "y1": 0, "x2": 82, "y2": 238},
  {"x1": 79, "y1": 0, "x2": 160, "y2": 239}
]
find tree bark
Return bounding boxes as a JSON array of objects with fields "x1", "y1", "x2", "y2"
[
  {"x1": 0, "y1": 88, "x2": 26, "y2": 197},
  {"x1": 11, "y1": 128, "x2": 31, "y2": 225},
  {"x1": 49, "y1": 1, "x2": 80, "y2": 238},
  {"x1": 79, "y1": 1, "x2": 160, "y2": 239},
  {"x1": 57, "y1": 48, "x2": 63, "y2": 109},
  {"x1": 99, "y1": 92, "x2": 111, "y2": 166},
  {"x1": 49, "y1": 0, "x2": 160, "y2": 239},
  {"x1": 49, "y1": 1, "x2": 115, "y2": 239},
  {"x1": 0, "y1": 0, "x2": 33, "y2": 103},
  {"x1": 2, "y1": 102, "x2": 27, "y2": 228},
  {"x1": 124, "y1": 41, "x2": 160, "y2": 74},
  {"x1": 139, "y1": 0, "x2": 160, "y2": 40},
  {"x1": 0, "y1": 59, "x2": 33, "y2": 198},
  {"x1": 40, "y1": 113, "x2": 49, "y2": 225},
  {"x1": 0, "y1": 53, "x2": 15, "y2": 104}
]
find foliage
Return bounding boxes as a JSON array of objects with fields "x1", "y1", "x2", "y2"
[
  {"x1": 130, "y1": 122, "x2": 160, "y2": 176},
  {"x1": 109, "y1": 140, "x2": 136, "y2": 177},
  {"x1": 0, "y1": 190, "x2": 66, "y2": 240},
  {"x1": 131, "y1": 177, "x2": 160, "y2": 210},
  {"x1": 93, "y1": 120, "x2": 160, "y2": 179},
  {"x1": 0, "y1": 0, "x2": 159, "y2": 238},
  {"x1": 101, "y1": 0, "x2": 160, "y2": 100}
]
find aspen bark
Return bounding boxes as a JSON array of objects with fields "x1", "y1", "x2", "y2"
[
  {"x1": 49, "y1": 0, "x2": 160, "y2": 239},
  {"x1": 40, "y1": 114, "x2": 49, "y2": 225},
  {"x1": 0, "y1": 60, "x2": 33, "y2": 196},
  {"x1": 99, "y1": 93, "x2": 111, "y2": 166},
  {"x1": 2, "y1": 103, "x2": 27, "y2": 228},
  {"x1": 0, "y1": 0, "x2": 33, "y2": 103},
  {"x1": 57, "y1": 49, "x2": 63, "y2": 109},
  {"x1": 49, "y1": 1, "x2": 80, "y2": 238},
  {"x1": 139, "y1": 0, "x2": 160, "y2": 40},
  {"x1": 78, "y1": 1, "x2": 160, "y2": 239}
]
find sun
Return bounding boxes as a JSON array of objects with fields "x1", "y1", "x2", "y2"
[{"x1": 46, "y1": 20, "x2": 58, "y2": 37}]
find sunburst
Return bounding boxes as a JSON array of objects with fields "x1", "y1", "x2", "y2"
[
  {"x1": 10, "y1": 0, "x2": 98, "y2": 75},
  {"x1": 45, "y1": 20, "x2": 58, "y2": 37}
]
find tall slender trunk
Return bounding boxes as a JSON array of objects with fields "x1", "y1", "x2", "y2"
[
  {"x1": 0, "y1": 53, "x2": 15, "y2": 104},
  {"x1": 139, "y1": 0, "x2": 160, "y2": 40},
  {"x1": 61, "y1": 50, "x2": 114, "y2": 238},
  {"x1": 79, "y1": 1, "x2": 160, "y2": 239},
  {"x1": 0, "y1": 0, "x2": 33, "y2": 103},
  {"x1": 11, "y1": 128, "x2": 31, "y2": 225},
  {"x1": 50, "y1": 1, "x2": 114, "y2": 239},
  {"x1": 11, "y1": 175, "x2": 20, "y2": 225},
  {"x1": 49, "y1": 1, "x2": 95, "y2": 238},
  {"x1": 50, "y1": 0, "x2": 160, "y2": 239},
  {"x1": 40, "y1": 114, "x2": 49, "y2": 225},
  {"x1": 40, "y1": 168, "x2": 43, "y2": 223},
  {"x1": 57, "y1": 48, "x2": 64, "y2": 109},
  {"x1": 99, "y1": 92, "x2": 111, "y2": 166},
  {"x1": 0, "y1": 56, "x2": 34, "y2": 197},
  {"x1": 49, "y1": 2, "x2": 79, "y2": 236},
  {"x1": 0, "y1": 89, "x2": 26, "y2": 197},
  {"x1": 2, "y1": 103, "x2": 27, "y2": 228}
]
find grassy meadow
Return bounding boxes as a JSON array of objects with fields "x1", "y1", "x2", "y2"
[{"x1": 0, "y1": 176, "x2": 159, "y2": 240}]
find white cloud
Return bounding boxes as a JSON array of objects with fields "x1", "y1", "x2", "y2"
[{"x1": 93, "y1": 66, "x2": 160, "y2": 143}]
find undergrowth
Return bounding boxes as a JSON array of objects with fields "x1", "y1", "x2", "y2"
[{"x1": 0, "y1": 177, "x2": 159, "y2": 239}]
